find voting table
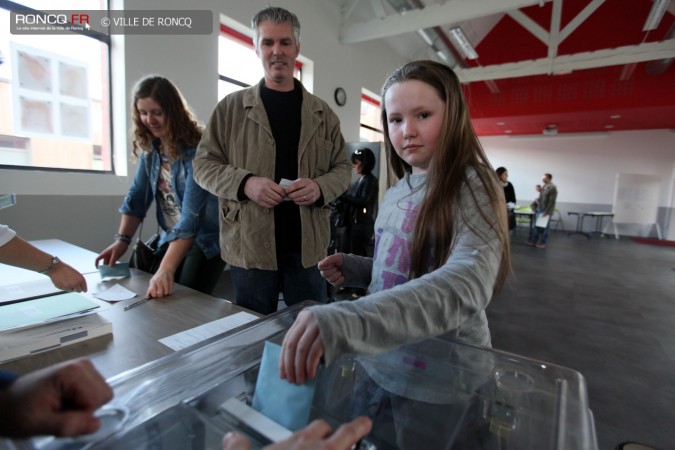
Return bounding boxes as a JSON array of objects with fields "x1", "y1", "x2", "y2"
[{"x1": 0, "y1": 240, "x2": 255, "y2": 378}]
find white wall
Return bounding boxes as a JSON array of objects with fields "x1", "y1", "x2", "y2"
[
  {"x1": 482, "y1": 130, "x2": 675, "y2": 236},
  {"x1": 482, "y1": 130, "x2": 675, "y2": 206}
]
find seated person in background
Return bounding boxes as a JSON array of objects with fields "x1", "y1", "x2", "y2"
[
  {"x1": 95, "y1": 76, "x2": 225, "y2": 298},
  {"x1": 0, "y1": 224, "x2": 87, "y2": 293},
  {"x1": 530, "y1": 183, "x2": 542, "y2": 211}
]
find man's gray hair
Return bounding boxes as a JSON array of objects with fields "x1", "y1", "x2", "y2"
[{"x1": 251, "y1": 7, "x2": 301, "y2": 49}]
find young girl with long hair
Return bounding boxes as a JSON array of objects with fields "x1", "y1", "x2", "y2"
[
  {"x1": 96, "y1": 76, "x2": 225, "y2": 297},
  {"x1": 280, "y1": 60, "x2": 510, "y2": 382}
]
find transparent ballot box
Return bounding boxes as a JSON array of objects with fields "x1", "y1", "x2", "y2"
[{"x1": 3, "y1": 303, "x2": 597, "y2": 450}]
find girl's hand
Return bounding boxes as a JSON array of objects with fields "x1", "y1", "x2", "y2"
[
  {"x1": 280, "y1": 309, "x2": 324, "y2": 384},
  {"x1": 317, "y1": 253, "x2": 345, "y2": 287}
]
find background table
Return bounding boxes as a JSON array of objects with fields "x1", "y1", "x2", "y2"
[
  {"x1": 1, "y1": 267, "x2": 254, "y2": 379},
  {"x1": 514, "y1": 206, "x2": 535, "y2": 235},
  {"x1": 567, "y1": 212, "x2": 614, "y2": 239}
]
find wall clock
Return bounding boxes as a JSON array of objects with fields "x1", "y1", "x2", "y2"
[{"x1": 334, "y1": 87, "x2": 347, "y2": 106}]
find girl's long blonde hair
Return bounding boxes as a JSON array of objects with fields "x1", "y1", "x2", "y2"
[{"x1": 380, "y1": 60, "x2": 510, "y2": 295}]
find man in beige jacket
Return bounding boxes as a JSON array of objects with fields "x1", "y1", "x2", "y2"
[{"x1": 193, "y1": 7, "x2": 351, "y2": 315}]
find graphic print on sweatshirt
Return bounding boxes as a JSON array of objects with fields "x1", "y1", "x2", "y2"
[{"x1": 372, "y1": 200, "x2": 418, "y2": 290}]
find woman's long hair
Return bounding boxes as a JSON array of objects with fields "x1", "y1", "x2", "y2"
[
  {"x1": 131, "y1": 76, "x2": 202, "y2": 159},
  {"x1": 380, "y1": 60, "x2": 510, "y2": 295}
]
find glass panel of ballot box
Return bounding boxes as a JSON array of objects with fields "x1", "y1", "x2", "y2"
[{"x1": 4, "y1": 303, "x2": 598, "y2": 450}]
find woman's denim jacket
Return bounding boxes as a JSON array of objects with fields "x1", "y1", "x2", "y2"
[{"x1": 119, "y1": 142, "x2": 220, "y2": 259}]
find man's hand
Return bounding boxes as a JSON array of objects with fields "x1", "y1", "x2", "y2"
[
  {"x1": 286, "y1": 179, "x2": 320, "y2": 206},
  {"x1": 244, "y1": 176, "x2": 287, "y2": 208},
  {"x1": 0, "y1": 359, "x2": 113, "y2": 438}
]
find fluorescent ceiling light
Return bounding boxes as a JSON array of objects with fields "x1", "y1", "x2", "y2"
[
  {"x1": 643, "y1": 0, "x2": 670, "y2": 31},
  {"x1": 416, "y1": 29, "x2": 435, "y2": 46},
  {"x1": 448, "y1": 27, "x2": 478, "y2": 60},
  {"x1": 436, "y1": 49, "x2": 449, "y2": 62}
]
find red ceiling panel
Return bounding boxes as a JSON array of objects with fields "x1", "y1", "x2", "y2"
[{"x1": 462, "y1": 0, "x2": 675, "y2": 136}]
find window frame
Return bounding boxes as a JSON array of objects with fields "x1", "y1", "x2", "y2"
[{"x1": 0, "y1": 0, "x2": 114, "y2": 174}]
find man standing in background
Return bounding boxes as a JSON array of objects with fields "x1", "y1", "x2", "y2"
[
  {"x1": 528, "y1": 173, "x2": 558, "y2": 249},
  {"x1": 193, "y1": 7, "x2": 351, "y2": 315}
]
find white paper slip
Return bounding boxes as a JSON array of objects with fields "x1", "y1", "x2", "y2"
[
  {"x1": 279, "y1": 178, "x2": 298, "y2": 201},
  {"x1": 535, "y1": 214, "x2": 550, "y2": 228},
  {"x1": 159, "y1": 312, "x2": 258, "y2": 351},
  {"x1": 93, "y1": 284, "x2": 137, "y2": 302}
]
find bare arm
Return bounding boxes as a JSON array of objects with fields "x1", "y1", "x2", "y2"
[
  {"x1": 146, "y1": 237, "x2": 194, "y2": 298},
  {"x1": 95, "y1": 214, "x2": 142, "y2": 268},
  {"x1": 0, "y1": 235, "x2": 87, "y2": 292}
]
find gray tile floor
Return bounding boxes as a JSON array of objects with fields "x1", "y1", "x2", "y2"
[
  {"x1": 212, "y1": 230, "x2": 675, "y2": 450},
  {"x1": 489, "y1": 230, "x2": 674, "y2": 450}
]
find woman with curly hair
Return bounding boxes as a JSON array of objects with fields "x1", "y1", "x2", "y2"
[{"x1": 96, "y1": 76, "x2": 225, "y2": 297}]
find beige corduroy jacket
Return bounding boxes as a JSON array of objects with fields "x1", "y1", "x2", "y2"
[{"x1": 193, "y1": 79, "x2": 351, "y2": 270}]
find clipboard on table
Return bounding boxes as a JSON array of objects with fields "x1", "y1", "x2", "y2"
[{"x1": 535, "y1": 214, "x2": 550, "y2": 228}]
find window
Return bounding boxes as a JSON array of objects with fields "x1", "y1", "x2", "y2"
[
  {"x1": 218, "y1": 23, "x2": 302, "y2": 101},
  {"x1": 360, "y1": 91, "x2": 383, "y2": 142},
  {"x1": 0, "y1": 0, "x2": 111, "y2": 172}
]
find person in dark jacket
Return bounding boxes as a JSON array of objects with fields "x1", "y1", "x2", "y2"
[
  {"x1": 339, "y1": 148, "x2": 379, "y2": 257},
  {"x1": 496, "y1": 167, "x2": 516, "y2": 230}
]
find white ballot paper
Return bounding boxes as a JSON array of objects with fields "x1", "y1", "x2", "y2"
[
  {"x1": 279, "y1": 178, "x2": 298, "y2": 201},
  {"x1": 535, "y1": 214, "x2": 550, "y2": 228},
  {"x1": 159, "y1": 312, "x2": 258, "y2": 351}
]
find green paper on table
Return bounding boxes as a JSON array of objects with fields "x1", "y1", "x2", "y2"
[
  {"x1": 252, "y1": 341, "x2": 318, "y2": 431},
  {"x1": 0, "y1": 293, "x2": 100, "y2": 331}
]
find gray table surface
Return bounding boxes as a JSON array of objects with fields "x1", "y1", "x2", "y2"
[{"x1": 0, "y1": 268, "x2": 253, "y2": 379}]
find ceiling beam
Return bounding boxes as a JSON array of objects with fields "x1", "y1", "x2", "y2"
[
  {"x1": 368, "y1": 0, "x2": 388, "y2": 20},
  {"x1": 340, "y1": 0, "x2": 545, "y2": 44},
  {"x1": 507, "y1": 9, "x2": 548, "y2": 44},
  {"x1": 559, "y1": 0, "x2": 605, "y2": 42},
  {"x1": 341, "y1": 0, "x2": 363, "y2": 22},
  {"x1": 547, "y1": 0, "x2": 563, "y2": 72},
  {"x1": 454, "y1": 39, "x2": 675, "y2": 82}
]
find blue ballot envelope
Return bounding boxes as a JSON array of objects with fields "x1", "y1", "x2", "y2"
[{"x1": 251, "y1": 340, "x2": 318, "y2": 431}]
